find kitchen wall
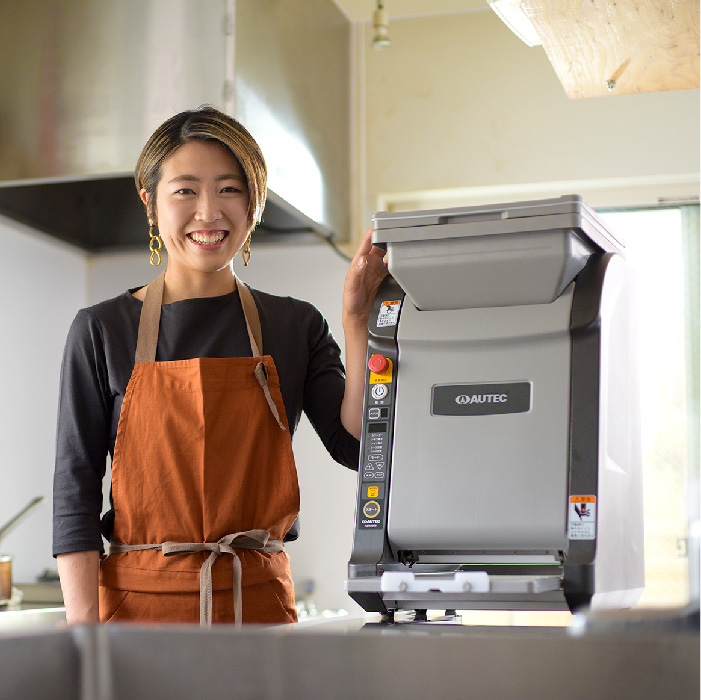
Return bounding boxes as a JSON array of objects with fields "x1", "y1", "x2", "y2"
[
  {"x1": 0, "y1": 216, "x2": 86, "y2": 583},
  {"x1": 358, "y1": 10, "x2": 700, "y2": 219}
]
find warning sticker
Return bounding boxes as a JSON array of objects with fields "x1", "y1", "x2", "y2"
[
  {"x1": 568, "y1": 496, "x2": 596, "y2": 540},
  {"x1": 377, "y1": 300, "x2": 402, "y2": 328}
]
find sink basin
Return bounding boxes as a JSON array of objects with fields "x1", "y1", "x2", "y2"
[{"x1": 0, "y1": 607, "x2": 66, "y2": 630}]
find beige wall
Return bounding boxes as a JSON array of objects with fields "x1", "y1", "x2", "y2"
[{"x1": 358, "y1": 10, "x2": 700, "y2": 221}]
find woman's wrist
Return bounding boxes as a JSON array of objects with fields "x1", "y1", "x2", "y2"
[{"x1": 342, "y1": 310, "x2": 370, "y2": 334}]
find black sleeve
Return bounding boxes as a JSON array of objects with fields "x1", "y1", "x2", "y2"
[
  {"x1": 52, "y1": 309, "x2": 111, "y2": 556},
  {"x1": 292, "y1": 299, "x2": 360, "y2": 471}
]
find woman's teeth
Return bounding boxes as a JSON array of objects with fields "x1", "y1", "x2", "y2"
[{"x1": 189, "y1": 231, "x2": 226, "y2": 244}]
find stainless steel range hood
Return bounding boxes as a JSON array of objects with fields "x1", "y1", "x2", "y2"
[
  {"x1": 0, "y1": 174, "x2": 332, "y2": 252},
  {"x1": 0, "y1": 0, "x2": 347, "y2": 250}
]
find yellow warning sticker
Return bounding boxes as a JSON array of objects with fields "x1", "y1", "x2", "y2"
[{"x1": 568, "y1": 495, "x2": 596, "y2": 540}]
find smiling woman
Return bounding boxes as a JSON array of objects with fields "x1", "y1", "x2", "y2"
[
  {"x1": 52, "y1": 105, "x2": 389, "y2": 627},
  {"x1": 137, "y1": 140, "x2": 252, "y2": 302}
]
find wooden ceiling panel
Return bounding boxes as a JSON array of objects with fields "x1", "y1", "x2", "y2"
[{"x1": 522, "y1": 0, "x2": 700, "y2": 98}]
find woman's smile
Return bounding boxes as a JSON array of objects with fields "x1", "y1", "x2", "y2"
[{"x1": 187, "y1": 230, "x2": 229, "y2": 247}]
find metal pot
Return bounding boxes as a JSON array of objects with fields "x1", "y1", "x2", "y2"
[
  {"x1": 0, "y1": 555, "x2": 11, "y2": 602},
  {"x1": 0, "y1": 497, "x2": 45, "y2": 603}
]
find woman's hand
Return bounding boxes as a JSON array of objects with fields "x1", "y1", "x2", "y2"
[
  {"x1": 341, "y1": 228, "x2": 389, "y2": 440},
  {"x1": 342, "y1": 228, "x2": 389, "y2": 330}
]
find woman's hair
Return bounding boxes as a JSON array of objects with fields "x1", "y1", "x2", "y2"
[{"x1": 135, "y1": 105, "x2": 267, "y2": 231}]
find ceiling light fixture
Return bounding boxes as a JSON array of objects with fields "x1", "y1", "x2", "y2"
[
  {"x1": 488, "y1": 0, "x2": 541, "y2": 47},
  {"x1": 372, "y1": 1, "x2": 391, "y2": 50}
]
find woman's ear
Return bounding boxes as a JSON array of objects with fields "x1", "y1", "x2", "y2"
[{"x1": 140, "y1": 189, "x2": 153, "y2": 221}]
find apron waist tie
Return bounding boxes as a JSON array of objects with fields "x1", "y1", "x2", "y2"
[{"x1": 110, "y1": 530, "x2": 284, "y2": 627}]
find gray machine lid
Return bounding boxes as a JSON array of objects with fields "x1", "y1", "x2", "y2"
[{"x1": 372, "y1": 195, "x2": 624, "y2": 256}]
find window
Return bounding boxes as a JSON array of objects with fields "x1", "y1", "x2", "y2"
[{"x1": 601, "y1": 205, "x2": 699, "y2": 609}]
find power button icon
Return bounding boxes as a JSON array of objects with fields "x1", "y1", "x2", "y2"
[{"x1": 371, "y1": 384, "x2": 388, "y2": 400}]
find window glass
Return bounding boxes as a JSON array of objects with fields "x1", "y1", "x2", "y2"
[{"x1": 601, "y1": 208, "x2": 692, "y2": 608}]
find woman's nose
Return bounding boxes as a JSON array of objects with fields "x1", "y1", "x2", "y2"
[{"x1": 195, "y1": 192, "x2": 222, "y2": 222}]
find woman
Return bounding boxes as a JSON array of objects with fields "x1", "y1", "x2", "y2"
[{"x1": 53, "y1": 106, "x2": 387, "y2": 625}]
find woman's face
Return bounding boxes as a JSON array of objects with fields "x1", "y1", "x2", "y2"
[{"x1": 142, "y1": 139, "x2": 250, "y2": 276}]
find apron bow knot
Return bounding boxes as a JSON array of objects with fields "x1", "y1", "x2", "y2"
[{"x1": 111, "y1": 530, "x2": 283, "y2": 627}]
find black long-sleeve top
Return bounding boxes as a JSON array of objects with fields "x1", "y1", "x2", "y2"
[{"x1": 53, "y1": 286, "x2": 360, "y2": 556}]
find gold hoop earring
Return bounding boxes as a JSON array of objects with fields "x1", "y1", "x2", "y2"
[
  {"x1": 242, "y1": 234, "x2": 252, "y2": 266},
  {"x1": 148, "y1": 218, "x2": 162, "y2": 266}
]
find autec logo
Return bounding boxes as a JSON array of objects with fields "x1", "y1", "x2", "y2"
[{"x1": 455, "y1": 393, "x2": 508, "y2": 405}]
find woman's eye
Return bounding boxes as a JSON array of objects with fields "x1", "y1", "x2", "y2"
[
  {"x1": 174, "y1": 188, "x2": 195, "y2": 195},
  {"x1": 221, "y1": 186, "x2": 243, "y2": 194}
]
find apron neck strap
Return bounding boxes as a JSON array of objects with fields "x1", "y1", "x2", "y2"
[
  {"x1": 134, "y1": 270, "x2": 263, "y2": 363},
  {"x1": 235, "y1": 275, "x2": 263, "y2": 358}
]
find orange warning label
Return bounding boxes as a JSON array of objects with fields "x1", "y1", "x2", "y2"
[
  {"x1": 568, "y1": 495, "x2": 596, "y2": 540},
  {"x1": 377, "y1": 300, "x2": 401, "y2": 328}
]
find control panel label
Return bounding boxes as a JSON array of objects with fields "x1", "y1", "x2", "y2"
[
  {"x1": 432, "y1": 382, "x2": 531, "y2": 416},
  {"x1": 377, "y1": 300, "x2": 402, "y2": 328},
  {"x1": 568, "y1": 496, "x2": 596, "y2": 540}
]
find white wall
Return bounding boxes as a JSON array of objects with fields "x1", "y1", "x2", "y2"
[
  {"x1": 361, "y1": 11, "x2": 700, "y2": 218},
  {"x1": 0, "y1": 216, "x2": 86, "y2": 583},
  {"x1": 86, "y1": 250, "x2": 158, "y2": 304}
]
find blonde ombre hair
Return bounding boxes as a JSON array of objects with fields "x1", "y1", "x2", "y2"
[{"x1": 135, "y1": 105, "x2": 267, "y2": 232}]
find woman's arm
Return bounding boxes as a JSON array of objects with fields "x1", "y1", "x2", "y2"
[
  {"x1": 54, "y1": 309, "x2": 114, "y2": 623},
  {"x1": 57, "y1": 550, "x2": 100, "y2": 624},
  {"x1": 341, "y1": 229, "x2": 389, "y2": 439}
]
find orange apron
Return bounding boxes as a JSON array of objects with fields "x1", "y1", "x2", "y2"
[{"x1": 99, "y1": 271, "x2": 300, "y2": 626}]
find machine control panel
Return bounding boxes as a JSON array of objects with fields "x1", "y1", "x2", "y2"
[
  {"x1": 349, "y1": 275, "x2": 405, "y2": 577},
  {"x1": 358, "y1": 346, "x2": 399, "y2": 530}
]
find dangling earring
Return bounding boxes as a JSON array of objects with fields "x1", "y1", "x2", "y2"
[
  {"x1": 242, "y1": 233, "x2": 252, "y2": 266},
  {"x1": 148, "y1": 217, "x2": 162, "y2": 266}
]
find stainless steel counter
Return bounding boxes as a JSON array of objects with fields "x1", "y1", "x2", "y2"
[
  {"x1": 0, "y1": 581, "x2": 66, "y2": 630},
  {"x1": 0, "y1": 610, "x2": 697, "y2": 700},
  {"x1": 0, "y1": 606, "x2": 66, "y2": 629}
]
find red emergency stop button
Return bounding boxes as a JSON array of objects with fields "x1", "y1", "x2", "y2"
[{"x1": 368, "y1": 354, "x2": 390, "y2": 374}]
